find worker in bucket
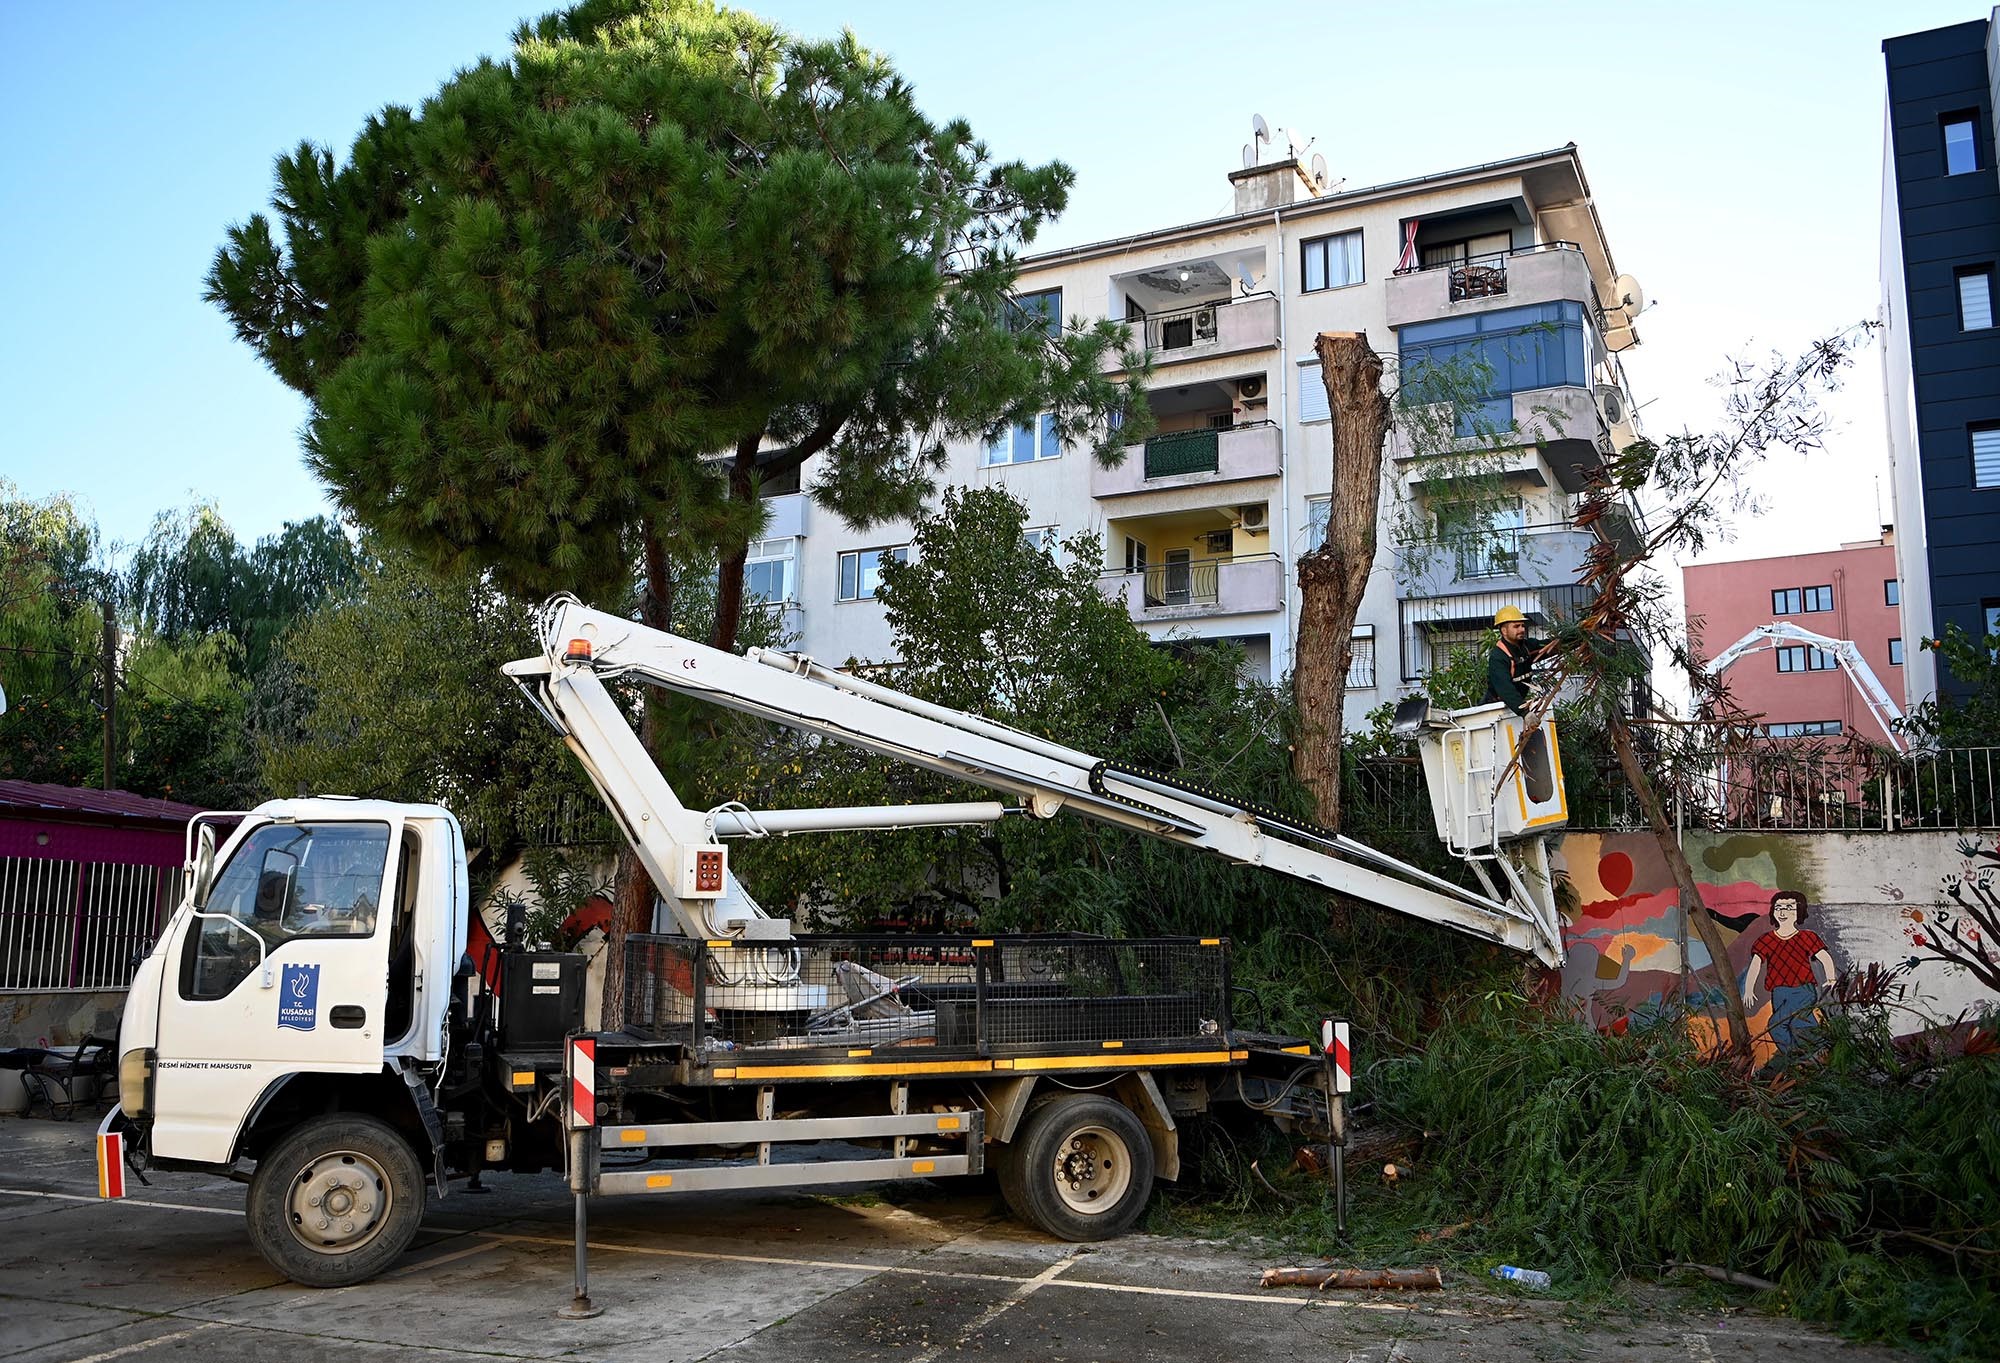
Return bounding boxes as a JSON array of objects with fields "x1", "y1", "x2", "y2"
[{"x1": 1485, "y1": 606, "x2": 1551, "y2": 716}]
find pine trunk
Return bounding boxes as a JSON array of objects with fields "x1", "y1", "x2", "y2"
[
  {"x1": 1606, "y1": 710, "x2": 1752, "y2": 1053},
  {"x1": 711, "y1": 444, "x2": 759, "y2": 653},
  {"x1": 601, "y1": 527, "x2": 674, "y2": 1030},
  {"x1": 1292, "y1": 331, "x2": 1392, "y2": 832}
]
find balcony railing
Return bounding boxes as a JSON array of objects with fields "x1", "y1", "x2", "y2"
[
  {"x1": 1094, "y1": 421, "x2": 1280, "y2": 498},
  {"x1": 1126, "y1": 293, "x2": 1279, "y2": 360},
  {"x1": 1398, "y1": 584, "x2": 1594, "y2": 682},
  {"x1": 1144, "y1": 429, "x2": 1220, "y2": 478},
  {"x1": 1384, "y1": 241, "x2": 1591, "y2": 330},
  {"x1": 1097, "y1": 554, "x2": 1282, "y2": 619}
]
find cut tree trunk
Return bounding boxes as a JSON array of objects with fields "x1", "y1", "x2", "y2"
[
  {"x1": 710, "y1": 436, "x2": 761, "y2": 654},
  {"x1": 1607, "y1": 710, "x2": 1751, "y2": 1053},
  {"x1": 1292, "y1": 331, "x2": 1392, "y2": 832},
  {"x1": 601, "y1": 526, "x2": 674, "y2": 1030}
]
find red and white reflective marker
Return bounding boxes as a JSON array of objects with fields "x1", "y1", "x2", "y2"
[
  {"x1": 96, "y1": 1111, "x2": 127, "y2": 1199},
  {"x1": 1320, "y1": 1018, "x2": 1351, "y2": 1095},
  {"x1": 569, "y1": 1036, "x2": 596, "y2": 1129}
]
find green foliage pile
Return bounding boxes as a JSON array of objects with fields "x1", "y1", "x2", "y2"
[{"x1": 1367, "y1": 1002, "x2": 2000, "y2": 1359}]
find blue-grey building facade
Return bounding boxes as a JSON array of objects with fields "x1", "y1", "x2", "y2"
[{"x1": 1881, "y1": 15, "x2": 2000, "y2": 706}]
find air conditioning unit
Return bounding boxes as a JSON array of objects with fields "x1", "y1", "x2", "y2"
[
  {"x1": 1236, "y1": 375, "x2": 1266, "y2": 402},
  {"x1": 1594, "y1": 384, "x2": 1627, "y2": 428},
  {"x1": 1193, "y1": 307, "x2": 1218, "y2": 343},
  {"x1": 1237, "y1": 503, "x2": 1268, "y2": 530}
]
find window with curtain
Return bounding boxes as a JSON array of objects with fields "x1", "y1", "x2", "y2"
[
  {"x1": 837, "y1": 545, "x2": 909, "y2": 601},
  {"x1": 1960, "y1": 267, "x2": 1994, "y2": 330},
  {"x1": 1301, "y1": 230, "x2": 1363, "y2": 292}
]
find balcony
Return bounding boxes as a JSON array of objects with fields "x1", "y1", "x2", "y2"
[
  {"x1": 1397, "y1": 585, "x2": 1595, "y2": 683},
  {"x1": 1093, "y1": 421, "x2": 1281, "y2": 499},
  {"x1": 1385, "y1": 241, "x2": 1593, "y2": 329},
  {"x1": 1097, "y1": 554, "x2": 1282, "y2": 622},
  {"x1": 1393, "y1": 520, "x2": 1600, "y2": 598},
  {"x1": 1127, "y1": 294, "x2": 1279, "y2": 367}
]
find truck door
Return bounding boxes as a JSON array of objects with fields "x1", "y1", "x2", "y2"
[{"x1": 149, "y1": 817, "x2": 401, "y2": 1164}]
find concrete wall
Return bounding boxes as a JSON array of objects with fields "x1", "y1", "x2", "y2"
[
  {"x1": 1555, "y1": 828, "x2": 1999, "y2": 1067},
  {"x1": 1, "y1": 990, "x2": 124, "y2": 1049}
]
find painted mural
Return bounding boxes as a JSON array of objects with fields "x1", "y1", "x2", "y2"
[{"x1": 1553, "y1": 830, "x2": 2000, "y2": 1069}]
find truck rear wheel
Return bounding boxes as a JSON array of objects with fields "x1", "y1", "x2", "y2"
[
  {"x1": 998, "y1": 1094, "x2": 1154, "y2": 1241},
  {"x1": 246, "y1": 1114, "x2": 425, "y2": 1287}
]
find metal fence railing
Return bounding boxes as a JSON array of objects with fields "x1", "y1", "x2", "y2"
[
  {"x1": 624, "y1": 934, "x2": 1230, "y2": 1064},
  {"x1": 0, "y1": 858, "x2": 182, "y2": 991}
]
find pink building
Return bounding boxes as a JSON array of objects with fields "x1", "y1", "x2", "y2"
[{"x1": 1681, "y1": 534, "x2": 1904, "y2": 746}]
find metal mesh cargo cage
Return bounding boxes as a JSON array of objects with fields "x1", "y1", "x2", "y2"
[{"x1": 623, "y1": 934, "x2": 1230, "y2": 1065}]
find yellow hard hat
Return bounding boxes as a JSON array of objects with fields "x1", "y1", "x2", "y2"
[{"x1": 1493, "y1": 606, "x2": 1527, "y2": 626}]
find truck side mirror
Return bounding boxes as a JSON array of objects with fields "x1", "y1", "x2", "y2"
[{"x1": 191, "y1": 824, "x2": 217, "y2": 909}]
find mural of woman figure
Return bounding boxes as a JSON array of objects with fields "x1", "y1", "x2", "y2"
[{"x1": 1741, "y1": 889, "x2": 1836, "y2": 1055}]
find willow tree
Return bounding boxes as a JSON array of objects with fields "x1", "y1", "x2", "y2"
[{"x1": 205, "y1": 0, "x2": 1145, "y2": 647}]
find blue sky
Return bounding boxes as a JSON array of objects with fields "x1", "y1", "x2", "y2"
[{"x1": 0, "y1": 0, "x2": 1976, "y2": 561}]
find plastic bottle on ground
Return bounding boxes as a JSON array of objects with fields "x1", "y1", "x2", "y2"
[{"x1": 1491, "y1": 1264, "x2": 1552, "y2": 1289}]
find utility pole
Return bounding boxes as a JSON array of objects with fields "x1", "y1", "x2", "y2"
[{"x1": 101, "y1": 596, "x2": 117, "y2": 791}]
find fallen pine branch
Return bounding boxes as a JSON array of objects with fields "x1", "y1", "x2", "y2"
[
  {"x1": 1260, "y1": 1266, "x2": 1444, "y2": 1291},
  {"x1": 1662, "y1": 1261, "x2": 1778, "y2": 1292}
]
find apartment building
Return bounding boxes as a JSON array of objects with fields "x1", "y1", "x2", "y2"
[
  {"x1": 1682, "y1": 535, "x2": 1905, "y2": 746},
  {"x1": 1881, "y1": 14, "x2": 2000, "y2": 709},
  {"x1": 758, "y1": 141, "x2": 1645, "y2": 729}
]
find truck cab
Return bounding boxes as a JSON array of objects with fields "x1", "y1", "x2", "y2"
[{"x1": 113, "y1": 800, "x2": 468, "y2": 1282}]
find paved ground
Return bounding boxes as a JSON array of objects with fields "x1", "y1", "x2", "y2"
[{"x1": 0, "y1": 1117, "x2": 1915, "y2": 1363}]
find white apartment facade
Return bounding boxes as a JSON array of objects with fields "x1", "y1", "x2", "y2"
[{"x1": 754, "y1": 142, "x2": 1644, "y2": 730}]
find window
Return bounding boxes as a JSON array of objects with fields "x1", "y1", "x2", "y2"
[
  {"x1": 1419, "y1": 232, "x2": 1512, "y2": 268},
  {"x1": 1305, "y1": 496, "x2": 1330, "y2": 548},
  {"x1": 1398, "y1": 301, "x2": 1592, "y2": 407},
  {"x1": 742, "y1": 537, "x2": 797, "y2": 605},
  {"x1": 1974, "y1": 425, "x2": 2000, "y2": 489},
  {"x1": 1023, "y1": 526, "x2": 1061, "y2": 560},
  {"x1": 181, "y1": 822, "x2": 391, "y2": 1000},
  {"x1": 1943, "y1": 114, "x2": 1979, "y2": 176},
  {"x1": 1771, "y1": 585, "x2": 1832, "y2": 614},
  {"x1": 1889, "y1": 637, "x2": 1905, "y2": 666},
  {"x1": 1437, "y1": 498, "x2": 1524, "y2": 579},
  {"x1": 1986, "y1": 600, "x2": 2000, "y2": 637},
  {"x1": 1347, "y1": 626, "x2": 1376, "y2": 688},
  {"x1": 1767, "y1": 720, "x2": 1842, "y2": 738},
  {"x1": 1298, "y1": 358, "x2": 1330, "y2": 423},
  {"x1": 985, "y1": 413, "x2": 1061, "y2": 465},
  {"x1": 1011, "y1": 289, "x2": 1062, "y2": 339},
  {"x1": 1959, "y1": 268, "x2": 1994, "y2": 330},
  {"x1": 1776, "y1": 646, "x2": 1837, "y2": 673},
  {"x1": 1302, "y1": 230, "x2": 1363, "y2": 292},
  {"x1": 1123, "y1": 536, "x2": 1148, "y2": 575},
  {"x1": 1885, "y1": 578, "x2": 1900, "y2": 607},
  {"x1": 837, "y1": 545, "x2": 907, "y2": 601}
]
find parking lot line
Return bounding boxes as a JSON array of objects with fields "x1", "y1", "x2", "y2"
[
  {"x1": 908, "y1": 1250, "x2": 1079, "y2": 1363},
  {"x1": 0, "y1": 1186, "x2": 239, "y2": 1217},
  {"x1": 64, "y1": 1322, "x2": 222, "y2": 1363}
]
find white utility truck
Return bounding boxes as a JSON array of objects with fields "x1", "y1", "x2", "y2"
[{"x1": 97, "y1": 595, "x2": 1566, "y2": 1292}]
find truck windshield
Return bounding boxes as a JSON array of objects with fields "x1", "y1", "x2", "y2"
[{"x1": 183, "y1": 821, "x2": 391, "y2": 1000}]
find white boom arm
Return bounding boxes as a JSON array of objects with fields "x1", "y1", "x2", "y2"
[
  {"x1": 504, "y1": 596, "x2": 1566, "y2": 966},
  {"x1": 1703, "y1": 622, "x2": 1907, "y2": 754}
]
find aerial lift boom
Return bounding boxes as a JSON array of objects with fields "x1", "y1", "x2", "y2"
[
  {"x1": 1703, "y1": 622, "x2": 1908, "y2": 753},
  {"x1": 502, "y1": 595, "x2": 1568, "y2": 966}
]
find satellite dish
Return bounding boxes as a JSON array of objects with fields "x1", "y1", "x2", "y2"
[
  {"x1": 1252, "y1": 114, "x2": 1271, "y2": 146},
  {"x1": 1609, "y1": 274, "x2": 1647, "y2": 315},
  {"x1": 1242, "y1": 142, "x2": 1255, "y2": 169},
  {"x1": 1237, "y1": 262, "x2": 1259, "y2": 294},
  {"x1": 1310, "y1": 152, "x2": 1328, "y2": 188}
]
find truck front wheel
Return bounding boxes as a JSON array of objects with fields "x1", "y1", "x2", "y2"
[
  {"x1": 246, "y1": 1114, "x2": 425, "y2": 1287},
  {"x1": 998, "y1": 1094, "x2": 1155, "y2": 1241}
]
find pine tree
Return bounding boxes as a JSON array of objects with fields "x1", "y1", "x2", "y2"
[{"x1": 205, "y1": 0, "x2": 1147, "y2": 646}]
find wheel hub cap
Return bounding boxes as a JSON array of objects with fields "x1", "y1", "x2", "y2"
[{"x1": 287, "y1": 1151, "x2": 390, "y2": 1252}]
